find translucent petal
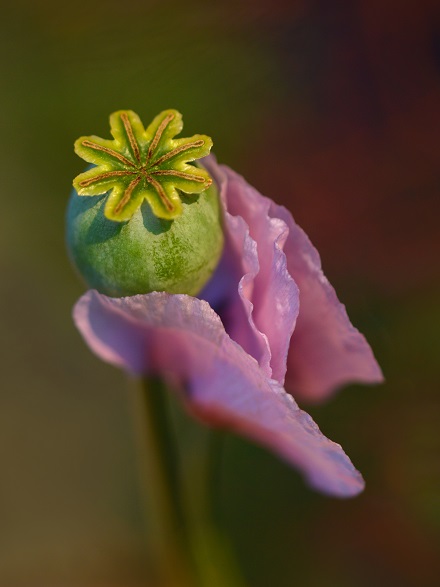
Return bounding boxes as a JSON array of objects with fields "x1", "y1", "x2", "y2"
[{"x1": 74, "y1": 291, "x2": 365, "y2": 497}]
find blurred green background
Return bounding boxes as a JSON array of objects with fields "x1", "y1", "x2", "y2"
[{"x1": 1, "y1": 0, "x2": 439, "y2": 585}]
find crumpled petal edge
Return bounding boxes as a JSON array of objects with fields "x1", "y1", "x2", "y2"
[{"x1": 74, "y1": 290, "x2": 365, "y2": 497}]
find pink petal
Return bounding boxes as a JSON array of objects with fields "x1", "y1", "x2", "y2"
[
  {"x1": 203, "y1": 157, "x2": 299, "y2": 384},
  {"x1": 271, "y1": 202, "x2": 384, "y2": 402},
  {"x1": 204, "y1": 156, "x2": 383, "y2": 402},
  {"x1": 74, "y1": 290, "x2": 365, "y2": 497},
  {"x1": 203, "y1": 198, "x2": 272, "y2": 378}
]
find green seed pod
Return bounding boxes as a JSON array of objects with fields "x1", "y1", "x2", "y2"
[{"x1": 66, "y1": 109, "x2": 224, "y2": 297}]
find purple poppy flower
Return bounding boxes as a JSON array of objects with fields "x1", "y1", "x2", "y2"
[{"x1": 73, "y1": 156, "x2": 383, "y2": 498}]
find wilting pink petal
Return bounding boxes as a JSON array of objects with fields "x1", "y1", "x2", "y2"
[
  {"x1": 270, "y1": 202, "x2": 384, "y2": 402},
  {"x1": 201, "y1": 191, "x2": 271, "y2": 378},
  {"x1": 204, "y1": 157, "x2": 383, "y2": 402},
  {"x1": 203, "y1": 158, "x2": 299, "y2": 384},
  {"x1": 74, "y1": 290, "x2": 365, "y2": 497}
]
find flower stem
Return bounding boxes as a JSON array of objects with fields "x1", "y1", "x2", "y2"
[
  {"x1": 179, "y1": 427, "x2": 249, "y2": 587},
  {"x1": 134, "y1": 377, "x2": 248, "y2": 587},
  {"x1": 134, "y1": 377, "x2": 195, "y2": 587}
]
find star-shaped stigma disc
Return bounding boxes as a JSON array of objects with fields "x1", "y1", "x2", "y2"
[{"x1": 73, "y1": 109, "x2": 213, "y2": 221}]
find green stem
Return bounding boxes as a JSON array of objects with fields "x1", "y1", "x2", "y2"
[
  {"x1": 180, "y1": 428, "x2": 248, "y2": 587},
  {"x1": 133, "y1": 376, "x2": 248, "y2": 587},
  {"x1": 206, "y1": 429, "x2": 224, "y2": 523},
  {"x1": 134, "y1": 377, "x2": 194, "y2": 587}
]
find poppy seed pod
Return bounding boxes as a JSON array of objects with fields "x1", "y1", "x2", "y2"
[{"x1": 66, "y1": 109, "x2": 224, "y2": 297}]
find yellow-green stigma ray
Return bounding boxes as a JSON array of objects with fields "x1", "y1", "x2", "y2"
[
  {"x1": 120, "y1": 112, "x2": 141, "y2": 164},
  {"x1": 114, "y1": 176, "x2": 142, "y2": 214},
  {"x1": 147, "y1": 113, "x2": 175, "y2": 163},
  {"x1": 151, "y1": 169, "x2": 209, "y2": 184},
  {"x1": 151, "y1": 139, "x2": 206, "y2": 168},
  {"x1": 81, "y1": 140, "x2": 136, "y2": 168},
  {"x1": 78, "y1": 170, "x2": 135, "y2": 188},
  {"x1": 73, "y1": 109, "x2": 213, "y2": 221},
  {"x1": 146, "y1": 175, "x2": 175, "y2": 212}
]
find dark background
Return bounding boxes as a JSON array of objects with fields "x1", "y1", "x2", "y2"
[{"x1": 1, "y1": 1, "x2": 439, "y2": 585}]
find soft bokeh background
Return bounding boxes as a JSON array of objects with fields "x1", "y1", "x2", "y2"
[{"x1": 1, "y1": 0, "x2": 439, "y2": 585}]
